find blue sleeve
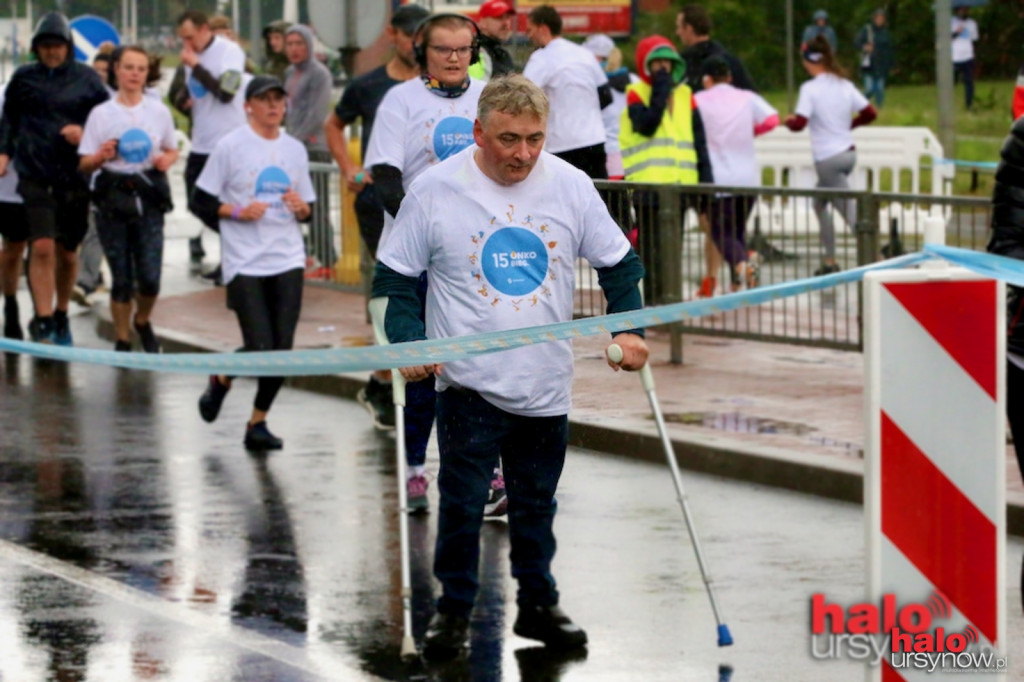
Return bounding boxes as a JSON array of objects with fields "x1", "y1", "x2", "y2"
[
  {"x1": 596, "y1": 249, "x2": 645, "y2": 338},
  {"x1": 371, "y1": 262, "x2": 427, "y2": 344}
]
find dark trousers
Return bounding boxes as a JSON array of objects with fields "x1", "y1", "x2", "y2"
[
  {"x1": 226, "y1": 268, "x2": 304, "y2": 412},
  {"x1": 184, "y1": 153, "x2": 217, "y2": 233},
  {"x1": 1006, "y1": 360, "x2": 1024, "y2": 479},
  {"x1": 708, "y1": 196, "x2": 755, "y2": 269},
  {"x1": 434, "y1": 387, "x2": 567, "y2": 616},
  {"x1": 554, "y1": 143, "x2": 608, "y2": 180},
  {"x1": 954, "y1": 59, "x2": 975, "y2": 109}
]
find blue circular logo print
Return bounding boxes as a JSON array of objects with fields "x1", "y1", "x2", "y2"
[
  {"x1": 188, "y1": 74, "x2": 207, "y2": 99},
  {"x1": 118, "y1": 128, "x2": 152, "y2": 164},
  {"x1": 255, "y1": 166, "x2": 291, "y2": 197},
  {"x1": 481, "y1": 227, "x2": 549, "y2": 296},
  {"x1": 433, "y1": 117, "x2": 474, "y2": 161}
]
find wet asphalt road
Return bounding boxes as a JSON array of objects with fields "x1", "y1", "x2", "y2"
[{"x1": 1, "y1": 307, "x2": 1024, "y2": 682}]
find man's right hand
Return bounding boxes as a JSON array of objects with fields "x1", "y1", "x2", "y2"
[{"x1": 0, "y1": 154, "x2": 9, "y2": 177}]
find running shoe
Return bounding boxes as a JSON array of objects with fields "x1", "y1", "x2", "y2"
[
  {"x1": 813, "y1": 263, "x2": 841, "y2": 277},
  {"x1": 513, "y1": 604, "x2": 588, "y2": 650},
  {"x1": 53, "y1": 311, "x2": 72, "y2": 346},
  {"x1": 696, "y1": 276, "x2": 716, "y2": 299},
  {"x1": 244, "y1": 421, "x2": 283, "y2": 451},
  {"x1": 357, "y1": 377, "x2": 396, "y2": 430},
  {"x1": 133, "y1": 318, "x2": 161, "y2": 354},
  {"x1": 3, "y1": 312, "x2": 22, "y2": 340},
  {"x1": 407, "y1": 474, "x2": 429, "y2": 514},
  {"x1": 198, "y1": 375, "x2": 231, "y2": 423},
  {"x1": 28, "y1": 316, "x2": 56, "y2": 344},
  {"x1": 114, "y1": 340, "x2": 132, "y2": 352},
  {"x1": 483, "y1": 472, "x2": 508, "y2": 518}
]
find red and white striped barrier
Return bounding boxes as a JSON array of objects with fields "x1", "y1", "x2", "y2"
[{"x1": 865, "y1": 266, "x2": 1006, "y2": 681}]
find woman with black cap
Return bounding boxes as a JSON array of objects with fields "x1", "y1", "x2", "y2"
[
  {"x1": 784, "y1": 36, "x2": 877, "y2": 276},
  {"x1": 192, "y1": 75, "x2": 316, "y2": 451}
]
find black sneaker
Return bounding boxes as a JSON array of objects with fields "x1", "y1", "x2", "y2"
[
  {"x1": 53, "y1": 311, "x2": 72, "y2": 347},
  {"x1": 201, "y1": 264, "x2": 223, "y2": 286},
  {"x1": 423, "y1": 612, "x2": 470, "y2": 660},
  {"x1": 483, "y1": 472, "x2": 508, "y2": 519},
  {"x1": 3, "y1": 313, "x2": 22, "y2": 340},
  {"x1": 244, "y1": 421, "x2": 283, "y2": 451},
  {"x1": 198, "y1": 375, "x2": 230, "y2": 422},
  {"x1": 189, "y1": 237, "x2": 205, "y2": 264},
  {"x1": 133, "y1": 318, "x2": 161, "y2": 354},
  {"x1": 513, "y1": 605, "x2": 587, "y2": 650},
  {"x1": 27, "y1": 316, "x2": 56, "y2": 344},
  {"x1": 114, "y1": 340, "x2": 132, "y2": 352},
  {"x1": 813, "y1": 263, "x2": 841, "y2": 277},
  {"x1": 357, "y1": 377, "x2": 396, "y2": 430}
]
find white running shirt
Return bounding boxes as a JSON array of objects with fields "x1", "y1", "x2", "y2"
[
  {"x1": 80, "y1": 96, "x2": 177, "y2": 175},
  {"x1": 185, "y1": 35, "x2": 247, "y2": 155},
  {"x1": 795, "y1": 73, "x2": 869, "y2": 162},
  {"x1": 694, "y1": 83, "x2": 777, "y2": 187}
]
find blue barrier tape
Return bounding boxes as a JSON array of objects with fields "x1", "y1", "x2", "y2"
[
  {"x1": 0, "y1": 250, "x2": 973, "y2": 376},
  {"x1": 936, "y1": 158, "x2": 998, "y2": 170},
  {"x1": 923, "y1": 244, "x2": 1024, "y2": 288}
]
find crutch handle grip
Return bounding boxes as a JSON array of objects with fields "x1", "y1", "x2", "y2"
[{"x1": 607, "y1": 343, "x2": 656, "y2": 392}]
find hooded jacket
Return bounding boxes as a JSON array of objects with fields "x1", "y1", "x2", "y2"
[
  {"x1": 622, "y1": 36, "x2": 712, "y2": 184},
  {"x1": 262, "y1": 20, "x2": 292, "y2": 80},
  {"x1": 283, "y1": 25, "x2": 332, "y2": 152},
  {"x1": 0, "y1": 12, "x2": 109, "y2": 186},
  {"x1": 987, "y1": 116, "x2": 1024, "y2": 356}
]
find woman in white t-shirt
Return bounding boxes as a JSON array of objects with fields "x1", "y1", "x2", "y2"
[
  {"x1": 784, "y1": 36, "x2": 876, "y2": 275},
  {"x1": 192, "y1": 75, "x2": 316, "y2": 452},
  {"x1": 79, "y1": 46, "x2": 179, "y2": 353}
]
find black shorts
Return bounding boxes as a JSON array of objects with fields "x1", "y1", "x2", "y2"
[
  {"x1": 0, "y1": 201, "x2": 28, "y2": 243},
  {"x1": 17, "y1": 178, "x2": 90, "y2": 250}
]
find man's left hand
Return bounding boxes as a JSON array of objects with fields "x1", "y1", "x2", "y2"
[
  {"x1": 60, "y1": 125, "x2": 83, "y2": 146},
  {"x1": 606, "y1": 333, "x2": 648, "y2": 372}
]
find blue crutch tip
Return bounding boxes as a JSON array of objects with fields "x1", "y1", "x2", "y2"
[{"x1": 717, "y1": 624, "x2": 733, "y2": 647}]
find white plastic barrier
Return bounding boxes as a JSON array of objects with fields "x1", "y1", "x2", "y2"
[{"x1": 751, "y1": 127, "x2": 954, "y2": 237}]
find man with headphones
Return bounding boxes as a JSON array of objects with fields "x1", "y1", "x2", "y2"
[{"x1": 363, "y1": 13, "x2": 487, "y2": 516}]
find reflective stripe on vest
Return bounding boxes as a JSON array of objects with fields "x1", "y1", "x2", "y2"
[{"x1": 619, "y1": 81, "x2": 699, "y2": 184}]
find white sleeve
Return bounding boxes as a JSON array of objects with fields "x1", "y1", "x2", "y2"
[
  {"x1": 78, "y1": 107, "x2": 104, "y2": 157},
  {"x1": 794, "y1": 82, "x2": 813, "y2": 119},
  {"x1": 523, "y1": 53, "x2": 546, "y2": 88},
  {"x1": 590, "y1": 56, "x2": 609, "y2": 87},
  {"x1": 294, "y1": 146, "x2": 317, "y2": 203},
  {"x1": 751, "y1": 93, "x2": 778, "y2": 124},
  {"x1": 577, "y1": 178, "x2": 630, "y2": 268},
  {"x1": 195, "y1": 140, "x2": 228, "y2": 197},
  {"x1": 377, "y1": 189, "x2": 432, "y2": 277},
  {"x1": 218, "y1": 40, "x2": 246, "y2": 76},
  {"x1": 968, "y1": 20, "x2": 979, "y2": 41},
  {"x1": 848, "y1": 81, "x2": 869, "y2": 113},
  {"x1": 158, "y1": 105, "x2": 177, "y2": 150},
  {"x1": 363, "y1": 89, "x2": 406, "y2": 171}
]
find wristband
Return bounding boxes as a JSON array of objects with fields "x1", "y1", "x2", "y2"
[{"x1": 230, "y1": 205, "x2": 242, "y2": 220}]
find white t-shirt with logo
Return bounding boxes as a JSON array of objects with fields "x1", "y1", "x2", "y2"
[
  {"x1": 364, "y1": 77, "x2": 485, "y2": 190},
  {"x1": 523, "y1": 37, "x2": 609, "y2": 154},
  {"x1": 0, "y1": 85, "x2": 20, "y2": 204},
  {"x1": 79, "y1": 97, "x2": 177, "y2": 175},
  {"x1": 694, "y1": 83, "x2": 777, "y2": 187},
  {"x1": 196, "y1": 125, "x2": 316, "y2": 284},
  {"x1": 951, "y1": 17, "x2": 978, "y2": 63},
  {"x1": 794, "y1": 73, "x2": 869, "y2": 162},
  {"x1": 378, "y1": 146, "x2": 631, "y2": 417},
  {"x1": 185, "y1": 35, "x2": 247, "y2": 154}
]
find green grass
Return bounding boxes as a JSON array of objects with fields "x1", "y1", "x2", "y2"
[{"x1": 760, "y1": 79, "x2": 1015, "y2": 196}]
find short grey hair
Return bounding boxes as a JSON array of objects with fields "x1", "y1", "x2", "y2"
[{"x1": 478, "y1": 74, "x2": 549, "y2": 127}]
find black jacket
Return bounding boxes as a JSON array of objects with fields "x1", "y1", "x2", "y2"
[
  {"x1": 679, "y1": 40, "x2": 756, "y2": 93},
  {"x1": 0, "y1": 58, "x2": 108, "y2": 186},
  {"x1": 478, "y1": 33, "x2": 516, "y2": 79},
  {"x1": 987, "y1": 116, "x2": 1024, "y2": 355}
]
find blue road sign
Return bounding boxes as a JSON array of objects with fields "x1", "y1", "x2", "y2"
[{"x1": 70, "y1": 15, "x2": 120, "y2": 63}]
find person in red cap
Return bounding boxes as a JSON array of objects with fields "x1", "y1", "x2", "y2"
[{"x1": 471, "y1": 0, "x2": 517, "y2": 81}]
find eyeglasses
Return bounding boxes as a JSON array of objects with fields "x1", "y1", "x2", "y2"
[{"x1": 428, "y1": 45, "x2": 474, "y2": 59}]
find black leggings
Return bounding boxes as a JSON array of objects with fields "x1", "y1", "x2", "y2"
[
  {"x1": 96, "y1": 206, "x2": 164, "y2": 303},
  {"x1": 227, "y1": 268, "x2": 304, "y2": 412},
  {"x1": 1007, "y1": 360, "x2": 1024, "y2": 479}
]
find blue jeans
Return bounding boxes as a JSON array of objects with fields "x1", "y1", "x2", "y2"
[
  {"x1": 862, "y1": 73, "x2": 885, "y2": 108},
  {"x1": 434, "y1": 387, "x2": 568, "y2": 616}
]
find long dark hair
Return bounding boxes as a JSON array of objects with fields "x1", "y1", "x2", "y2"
[
  {"x1": 804, "y1": 35, "x2": 848, "y2": 79},
  {"x1": 107, "y1": 45, "x2": 150, "y2": 91}
]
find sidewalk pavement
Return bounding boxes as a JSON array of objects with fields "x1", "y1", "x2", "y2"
[{"x1": 95, "y1": 280, "x2": 1024, "y2": 535}]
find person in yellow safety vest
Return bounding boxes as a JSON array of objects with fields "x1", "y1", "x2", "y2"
[{"x1": 620, "y1": 35, "x2": 712, "y2": 302}]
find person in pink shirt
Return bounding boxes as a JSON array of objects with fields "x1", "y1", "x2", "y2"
[{"x1": 694, "y1": 56, "x2": 778, "y2": 289}]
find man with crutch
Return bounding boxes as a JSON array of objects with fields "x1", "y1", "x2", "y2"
[{"x1": 372, "y1": 74, "x2": 648, "y2": 658}]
